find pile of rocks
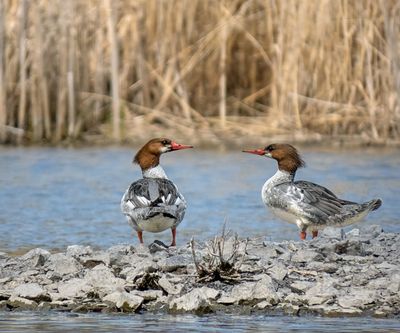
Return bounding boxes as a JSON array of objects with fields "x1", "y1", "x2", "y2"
[{"x1": 0, "y1": 225, "x2": 399, "y2": 317}]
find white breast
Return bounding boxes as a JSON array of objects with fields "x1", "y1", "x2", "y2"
[
  {"x1": 268, "y1": 206, "x2": 299, "y2": 225},
  {"x1": 137, "y1": 214, "x2": 176, "y2": 233}
]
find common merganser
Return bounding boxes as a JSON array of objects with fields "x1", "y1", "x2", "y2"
[
  {"x1": 121, "y1": 138, "x2": 193, "y2": 246},
  {"x1": 243, "y1": 144, "x2": 382, "y2": 240}
]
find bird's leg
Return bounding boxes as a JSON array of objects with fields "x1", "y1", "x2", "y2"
[
  {"x1": 170, "y1": 228, "x2": 177, "y2": 247},
  {"x1": 300, "y1": 231, "x2": 307, "y2": 240},
  {"x1": 312, "y1": 230, "x2": 318, "y2": 239},
  {"x1": 137, "y1": 231, "x2": 144, "y2": 244}
]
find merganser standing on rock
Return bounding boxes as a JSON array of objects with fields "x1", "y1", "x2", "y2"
[
  {"x1": 243, "y1": 144, "x2": 382, "y2": 240},
  {"x1": 121, "y1": 138, "x2": 193, "y2": 246}
]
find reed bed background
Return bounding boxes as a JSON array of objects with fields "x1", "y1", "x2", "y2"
[{"x1": 0, "y1": 0, "x2": 399, "y2": 146}]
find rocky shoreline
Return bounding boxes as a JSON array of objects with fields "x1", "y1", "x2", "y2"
[{"x1": 0, "y1": 225, "x2": 399, "y2": 318}]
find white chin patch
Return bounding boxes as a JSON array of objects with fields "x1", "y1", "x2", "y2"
[{"x1": 160, "y1": 146, "x2": 170, "y2": 153}]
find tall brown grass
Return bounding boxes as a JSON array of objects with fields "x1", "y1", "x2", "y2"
[{"x1": 0, "y1": 0, "x2": 399, "y2": 145}]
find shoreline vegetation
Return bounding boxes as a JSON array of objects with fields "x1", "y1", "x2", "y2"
[
  {"x1": 0, "y1": 1, "x2": 399, "y2": 146},
  {"x1": 0, "y1": 225, "x2": 399, "y2": 317}
]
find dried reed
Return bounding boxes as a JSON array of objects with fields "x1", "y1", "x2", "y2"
[{"x1": 0, "y1": 0, "x2": 399, "y2": 144}]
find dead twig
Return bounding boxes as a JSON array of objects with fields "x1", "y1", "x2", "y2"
[{"x1": 190, "y1": 222, "x2": 248, "y2": 283}]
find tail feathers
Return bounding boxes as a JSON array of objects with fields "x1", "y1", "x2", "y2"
[{"x1": 364, "y1": 199, "x2": 382, "y2": 211}]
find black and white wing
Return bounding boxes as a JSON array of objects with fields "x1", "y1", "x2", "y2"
[
  {"x1": 269, "y1": 180, "x2": 357, "y2": 225},
  {"x1": 121, "y1": 178, "x2": 186, "y2": 225}
]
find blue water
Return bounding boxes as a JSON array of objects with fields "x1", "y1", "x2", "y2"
[
  {"x1": 0, "y1": 146, "x2": 399, "y2": 252},
  {"x1": 1, "y1": 146, "x2": 400, "y2": 331},
  {"x1": 0, "y1": 312, "x2": 399, "y2": 332}
]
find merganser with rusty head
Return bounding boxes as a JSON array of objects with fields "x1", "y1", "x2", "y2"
[
  {"x1": 121, "y1": 138, "x2": 193, "y2": 246},
  {"x1": 243, "y1": 144, "x2": 382, "y2": 240}
]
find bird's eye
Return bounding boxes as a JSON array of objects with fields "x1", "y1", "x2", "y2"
[
  {"x1": 265, "y1": 145, "x2": 274, "y2": 152},
  {"x1": 162, "y1": 140, "x2": 169, "y2": 145}
]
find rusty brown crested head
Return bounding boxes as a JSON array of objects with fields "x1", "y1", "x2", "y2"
[
  {"x1": 133, "y1": 138, "x2": 193, "y2": 171},
  {"x1": 243, "y1": 143, "x2": 305, "y2": 174}
]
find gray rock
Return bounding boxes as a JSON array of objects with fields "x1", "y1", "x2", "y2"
[
  {"x1": 169, "y1": 287, "x2": 220, "y2": 312},
  {"x1": 284, "y1": 293, "x2": 308, "y2": 305},
  {"x1": 103, "y1": 291, "x2": 143, "y2": 312},
  {"x1": 305, "y1": 279, "x2": 337, "y2": 305},
  {"x1": 267, "y1": 262, "x2": 288, "y2": 281},
  {"x1": 107, "y1": 244, "x2": 135, "y2": 266},
  {"x1": 306, "y1": 262, "x2": 338, "y2": 273},
  {"x1": 21, "y1": 248, "x2": 51, "y2": 267},
  {"x1": 229, "y1": 275, "x2": 279, "y2": 305},
  {"x1": 8, "y1": 295, "x2": 38, "y2": 309},
  {"x1": 46, "y1": 254, "x2": 82, "y2": 277},
  {"x1": 337, "y1": 291, "x2": 376, "y2": 309},
  {"x1": 148, "y1": 241, "x2": 169, "y2": 254},
  {"x1": 290, "y1": 281, "x2": 314, "y2": 293},
  {"x1": 346, "y1": 228, "x2": 360, "y2": 239},
  {"x1": 322, "y1": 305, "x2": 363, "y2": 316},
  {"x1": 0, "y1": 290, "x2": 10, "y2": 300},
  {"x1": 13, "y1": 283, "x2": 50, "y2": 302},
  {"x1": 84, "y1": 264, "x2": 126, "y2": 297},
  {"x1": 291, "y1": 249, "x2": 323, "y2": 263},
  {"x1": 66, "y1": 245, "x2": 93, "y2": 258},
  {"x1": 256, "y1": 300, "x2": 274, "y2": 309},
  {"x1": 157, "y1": 255, "x2": 191, "y2": 272},
  {"x1": 132, "y1": 290, "x2": 163, "y2": 301},
  {"x1": 120, "y1": 258, "x2": 158, "y2": 281},
  {"x1": 320, "y1": 227, "x2": 345, "y2": 240},
  {"x1": 56, "y1": 278, "x2": 92, "y2": 299},
  {"x1": 158, "y1": 276, "x2": 183, "y2": 295},
  {"x1": 360, "y1": 225, "x2": 383, "y2": 239},
  {"x1": 79, "y1": 253, "x2": 111, "y2": 268}
]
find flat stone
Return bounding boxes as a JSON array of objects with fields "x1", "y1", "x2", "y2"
[
  {"x1": 337, "y1": 290, "x2": 377, "y2": 309},
  {"x1": 121, "y1": 258, "x2": 158, "y2": 281},
  {"x1": 267, "y1": 262, "x2": 288, "y2": 281},
  {"x1": 292, "y1": 249, "x2": 323, "y2": 263},
  {"x1": 131, "y1": 290, "x2": 163, "y2": 301},
  {"x1": 66, "y1": 245, "x2": 93, "y2": 258},
  {"x1": 256, "y1": 300, "x2": 274, "y2": 309},
  {"x1": 346, "y1": 229, "x2": 360, "y2": 239},
  {"x1": 169, "y1": 287, "x2": 220, "y2": 312},
  {"x1": 229, "y1": 275, "x2": 279, "y2": 305},
  {"x1": 324, "y1": 306, "x2": 363, "y2": 316},
  {"x1": 320, "y1": 227, "x2": 345, "y2": 240},
  {"x1": 305, "y1": 279, "x2": 338, "y2": 305},
  {"x1": 57, "y1": 278, "x2": 91, "y2": 299},
  {"x1": 290, "y1": 281, "x2": 314, "y2": 293},
  {"x1": 79, "y1": 253, "x2": 110, "y2": 268},
  {"x1": 306, "y1": 262, "x2": 338, "y2": 273},
  {"x1": 46, "y1": 254, "x2": 82, "y2": 277},
  {"x1": 308, "y1": 295, "x2": 335, "y2": 306},
  {"x1": 148, "y1": 241, "x2": 169, "y2": 254},
  {"x1": 8, "y1": 295, "x2": 38, "y2": 309},
  {"x1": 84, "y1": 264, "x2": 126, "y2": 296},
  {"x1": 13, "y1": 283, "x2": 50, "y2": 302},
  {"x1": 158, "y1": 276, "x2": 183, "y2": 295},
  {"x1": 21, "y1": 248, "x2": 51, "y2": 267},
  {"x1": 103, "y1": 291, "x2": 143, "y2": 312},
  {"x1": 157, "y1": 255, "x2": 191, "y2": 272},
  {"x1": 284, "y1": 293, "x2": 307, "y2": 305},
  {"x1": 360, "y1": 225, "x2": 383, "y2": 239}
]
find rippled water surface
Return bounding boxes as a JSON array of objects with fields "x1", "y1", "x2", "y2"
[
  {"x1": 0, "y1": 146, "x2": 399, "y2": 252},
  {"x1": 0, "y1": 312, "x2": 399, "y2": 333}
]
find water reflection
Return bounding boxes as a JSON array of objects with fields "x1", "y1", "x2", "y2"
[{"x1": 0, "y1": 312, "x2": 399, "y2": 332}]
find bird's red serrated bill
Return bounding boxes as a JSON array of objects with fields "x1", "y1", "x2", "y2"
[
  {"x1": 171, "y1": 142, "x2": 194, "y2": 150},
  {"x1": 242, "y1": 149, "x2": 265, "y2": 155}
]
